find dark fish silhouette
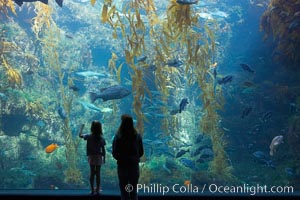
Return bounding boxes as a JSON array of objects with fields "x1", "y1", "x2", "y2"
[
  {"x1": 285, "y1": 168, "x2": 294, "y2": 176},
  {"x1": 57, "y1": 106, "x2": 66, "y2": 119},
  {"x1": 170, "y1": 98, "x2": 189, "y2": 115},
  {"x1": 170, "y1": 109, "x2": 180, "y2": 115},
  {"x1": 69, "y1": 85, "x2": 80, "y2": 92},
  {"x1": 253, "y1": 151, "x2": 275, "y2": 169},
  {"x1": 176, "y1": 0, "x2": 198, "y2": 5},
  {"x1": 180, "y1": 158, "x2": 196, "y2": 170},
  {"x1": 195, "y1": 134, "x2": 204, "y2": 144},
  {"x1": 14, "y1": 0, "x2": 63, "y2": 7},
  {"x1": 175, "y1": 149, "x2": 190, "y2": 158},
  {"x1": 262, "y1": 111, "x2": 272, "y2": 122},
  {"x1": 217, "y1": 75, "x2": 233, "y2": 85},
  {"x1": 241, "y1": 106, "x2": 252, "y2": 118},
  {"x1": 213, "y1": 68, "x2": 217, "y2": 79},
  {"x1": 179, "y1": 98, "x2": 189, "y2": 113},
  {"x1": 166, "y1": 58, "x2": 183, "y2": 67},
  {"x1": 242, "y1": 81, "x2": 256, "y2": 88},
  {"x1": 90, "y1": 85, "x2": 131, "y2": 102},
  {"x1": 240, "y1": 63, "x2": 255, "y2": 73}
]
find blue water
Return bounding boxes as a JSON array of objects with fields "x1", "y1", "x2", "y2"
[{"x1": 0, "y1": 0, "x2": 299, "y2": 197}]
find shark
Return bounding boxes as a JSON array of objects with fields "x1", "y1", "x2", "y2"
[{"x1": 78, "y1": 100, "x2": 113, "y2": 113}]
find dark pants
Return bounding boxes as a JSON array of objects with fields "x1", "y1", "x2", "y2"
[{"x1": 117, "y1": 163, "x2": 139, "y2": 200}]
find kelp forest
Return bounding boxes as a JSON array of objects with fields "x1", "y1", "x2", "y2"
[{"x1": 0, "y1": 0, "x2": 300, "y2": 193}]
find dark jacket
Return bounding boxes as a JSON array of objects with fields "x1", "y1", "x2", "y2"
[
  {"x1": 83, "y1": 134, "x2": 106, "y2": 156},
  {"x1": 112, "y1": 133, "x2": 144, "y2": 165}
]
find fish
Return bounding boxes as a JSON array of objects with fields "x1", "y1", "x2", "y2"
[
  {"x1": 198, "y1": 13, "x2": 213, "y2": 20},
  {"x1": 265, "y1": 160, "x2": 275, "y2": 169},
  {"x1": 193, "y1": 145, "x2": 210, "y2": 156},
  {"x1": 13, "y1": 0, "x2": 63, "y2": 7},
  {"x1": 75, "y1": 71, "x2": 107, "y2": 78},
  {"x1": 213, "y1": 68, "x2": 217, "y2": 79},
  {"x1": 184, "y1": 180, "x2": 191, "y2": 186},
  {"x1": 148, "y1": 64, "x2": 157, "y2": 71},
  {"x1": 288, "y1": 20, "x2": 299, "y2": 30},
  {"x1": 176, "y1": 0, "x2": 198, "y2": 5},
  {"x1": 78, "y1": 100, "x2": 101, "y2": 112},
  {"x1": 195, "y1": 134, "x2": 204, "y2": 144},
  {"x1": 89, "y1": 85, "x2": 131, "y2": 102},
  {"x1": 179, "y1": 98, "x2": 189, "y2": 113},
  {"x1": 79, "y1": 100, "x2": 112, "y2": 113},
  {"x1": 262, "y1": 111, "x2": 272, "y2": 122},
  {"x1": 69, "y1": 85, "x2": 80, "y2": 92},
  {"x1": 294, "y1": 11, "x2": 300, "y2": 17},
  {"x1": 57, "y1": 106, "x2": 67, "y2": 119},
  {"x1": 45, "y1": 143, "x2": 59, "y2": 153},
  {"x1": 252, "y1": 151, "x2": 267, "y2": 160},
  {"x1": 285, "y1": 168, "x2": 294, "y2": 176},
  {"x1": 242, "y1": 81, "x2": 256, "y2": 88},
  {"x1": 170, "y1": 109, "x2": 180, "y2": 115},
  {"x1": 241, "y1": 106, "x2": 252, "y2": 118},
  {"x1": 166, "y1": 58, "x2": 183, "y2": 68},
  {"x1": 210, "y1": 62, "x2": 218, "y2": 69},
  {"x1": 211, "y1": 10, "x2": 229, "y2": 18},
  {"x1": 198, "y1": 10, "x2": 229, "y2": 20},
  {"x1": 24, "y1": 67, "x2": 35, "y2": 75},
  {"x1": 100, "y1": 107, "x2": 113, "y2": 113},
  {"x1": 65, "y1": 33, "x2": 74, "y2": 39},
  {"x1": 217, "y1": 75, "x2": 233, "y2": 85},
  {"x1": 240, "y1": 63, "x2": 255, "y2": 73},
  {"x1": 199, "y1": 148, "x2": 214, "y2": 157},
  {"x1": 279, "y1": 11, "x2": 289, "y2": 18},
  {"x1": 269, "y1": 135, "x2": 283, "y2": 156},
  {"x1": 136, "y1": 55, "x2": 147, "y2": 63},
  {"x1": 175, "y1": 149, "x2": 190, "y2": 158},
  {"x1": 222, "y1": 127, "x2": 230, "y2": 132},
  {"x1": 256, "y1": 3, "x2": 265, "y2": 7},
  {"x1": 179, "y1": 158, "x2": 196, "y2": 170},
  {"x1": 253, "y1": 150, "x2": 275, "y2": 169}
]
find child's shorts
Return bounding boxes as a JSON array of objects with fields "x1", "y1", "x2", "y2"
[{"x1": 88, "y1": 155, "x2": 103, "y2": 165}]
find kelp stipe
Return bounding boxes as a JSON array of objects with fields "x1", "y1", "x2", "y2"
[{"x1": 32, "y1": 3, "x2": 83, "y2": 185}]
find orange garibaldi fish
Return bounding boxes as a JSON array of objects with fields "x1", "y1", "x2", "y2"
[{"x1": 45, "y1": 143, "x2": 59, "y2": 153}]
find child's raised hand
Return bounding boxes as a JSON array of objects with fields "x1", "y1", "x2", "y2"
[{"x1": 79, "y1": 124, "x2": 85, "y2": 137}]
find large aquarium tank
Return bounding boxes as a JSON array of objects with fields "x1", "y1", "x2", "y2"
[{"x1": 0, "y1": 0, "x2": 300, "y2": 198}]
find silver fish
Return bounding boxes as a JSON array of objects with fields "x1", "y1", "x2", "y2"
[{"x1": 269, "y1": 135, "x2": 283, "y2": 156}]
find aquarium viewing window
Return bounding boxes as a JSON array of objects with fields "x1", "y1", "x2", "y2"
[{"x1": 0, "y1": 0, "x2": 299, "y2": 199}]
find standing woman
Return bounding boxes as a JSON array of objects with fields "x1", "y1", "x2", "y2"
[
  {"x1": 112, "y1": 114, "x2": 144, "y2": 200},
  {"x1": 79, "y1": 120, "x2": 106, "y2": 195}
]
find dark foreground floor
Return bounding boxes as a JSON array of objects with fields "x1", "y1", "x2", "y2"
[{"x1": 0, "y1": 190, "x2": 299, "y2": 200}]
